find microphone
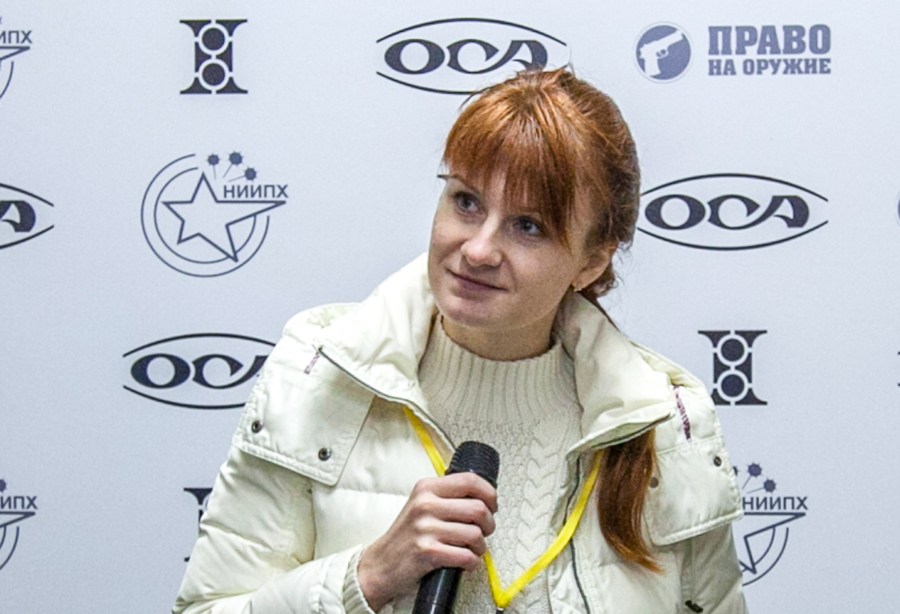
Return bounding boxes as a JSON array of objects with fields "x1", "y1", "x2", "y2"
[{"x1": 412, "y1": 441, "x2": 500, "y2": 614}]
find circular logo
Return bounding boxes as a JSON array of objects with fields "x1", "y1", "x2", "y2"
[
  {"x1": 635, "y1": 24, "x2": 691, "y2": 82},
  {"x1": 0, "y1": 44, "x2": 30, "y2": 100},
  {"x1": 0, "y1": 479, "x2": 37, "y2": 572},
  {"x1": 733, "y1": 461, "x2": 807, "y2": 586},
  {"x1": 140, "y1": 152, "x2": 286, "y2": 277}
]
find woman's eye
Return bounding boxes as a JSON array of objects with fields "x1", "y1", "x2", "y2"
[
  {"x1": 515, "y1": 216, "x2": 544, "y2": 237},
  {"x1": 453, "y1": 191, "x2": 479, "y2": 213}
]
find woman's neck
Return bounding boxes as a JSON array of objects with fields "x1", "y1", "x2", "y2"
[{"x1": 440, "y1": 317, "x2": 554, "y2": 361}]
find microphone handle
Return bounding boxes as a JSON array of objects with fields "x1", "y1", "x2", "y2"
[
  {"x1": 411, "y1": 441, "x2": 500, "y2": 614},
  {"x1": 413, "y1": 566, "x2": 462, "y2": 614}
]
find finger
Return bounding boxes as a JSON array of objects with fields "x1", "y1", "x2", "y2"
[
  {"x1": 413, "y1": 510, "x2": 491, "y2": 553},
  {"x1": 426, "y1": 472, "x2": 499, "y2": 512},
  {"x1": 414, "y1": 529, "x2": 487, "y2": 570},
  {"x1": 433, "y1": 521, "x2": 489, "y2": 556},
  {"x1": 415, "y1": 496, "x2": 496, "y2": 537}
]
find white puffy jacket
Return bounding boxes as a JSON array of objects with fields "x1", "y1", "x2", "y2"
[{"x1": 174, "y1": 255, "x2": 747, "y2": 614}]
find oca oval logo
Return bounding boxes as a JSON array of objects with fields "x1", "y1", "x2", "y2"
[
  {"x1": 376, "y1": 18, "x2": 568, "y2": 94},
  {"x1": 0, "y1": 184, "x2": 55, "y2": 249},
  {"x1": 123, "y1": 333, "x2": 274, "y2": 409},
  {"x1": 638, "y1": 173, "x2": 828, "y2": 250}
]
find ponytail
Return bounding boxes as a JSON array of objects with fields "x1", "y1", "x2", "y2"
[{"x1": 596, "y1": 430, "x2": 660, "y2": 572}]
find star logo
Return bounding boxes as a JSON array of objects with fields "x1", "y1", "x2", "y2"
[
  {"x1": 732, "y1": 462, "x2": 808, "y2": 586},
  {"x1": 141, "y1": 151, "x2": 289, "y2": 277},
  {"x1": 0, "y1": 46, "x2": 28, "y2": 64},
  {"x1": 0, "y1": 45, "x2": 29, "y2": 100},
  {"x1": 736, "y1": 509, "x2": 804, "y2": 582},
  {"x1": 163, "y1": 174, "x2": 283, "y2": 261},
  {"x1": 0, "y1": 511, "x2": 34, "y2": 532},
  {"x1": 0, "y1": 512, "x2": 34, "y2": 571},
  {"x1": 0, "y1": 480, "x2": 38, "y2": 573}
]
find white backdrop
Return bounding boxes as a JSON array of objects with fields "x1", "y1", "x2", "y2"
[{"x1": 2, "y1": 2, "x2": 899, "y2": 612}]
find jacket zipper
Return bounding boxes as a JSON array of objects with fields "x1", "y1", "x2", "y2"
[
  {"x1": 317, "y1": 343, "x2": 668, "y2": 466},
  {"x1": 563, "y1": 421, "x2": 666, "y2": 614},
  {"x1": 315, "y1": 346, "x2": 457, "y2": 449},
  {"x1": 567, "y1": 455, "x2": 592, "y2": 614}
]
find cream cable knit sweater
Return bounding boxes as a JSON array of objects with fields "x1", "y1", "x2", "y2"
[{"x1": 417, "y1": 321, "x2": 583, "y2": 613}]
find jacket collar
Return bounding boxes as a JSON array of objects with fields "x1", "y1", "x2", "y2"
[{"x1": 303, "y1": 254, "x2": 675, "y2": 452}]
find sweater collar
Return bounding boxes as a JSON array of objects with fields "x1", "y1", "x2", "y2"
[{"x1": 310, "y1": 254, "x2": 673, "y2": 451}]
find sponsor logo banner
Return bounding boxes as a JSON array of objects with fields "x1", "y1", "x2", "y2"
[
  {"x1": 181, "y1": 19, "x2": 247, "y2": 94},
  {"x1": 709, "y1": 24, "x2": 831, "y2": 77},
  {"x1": 376, "y1": 18, "x2": 568, "y2": 94},
  {"x1": 123, "y1": 333, "x2": 274, "y2": 409},
  {"x1": 636, "y1": 23, "x2": 691, "y2": 82},
  {"x1": 639, "y1": 174, "x2": 828, "y2": 250},
  {"x1": 141, "y1": 151, "x2": 287, "y2": 277},
  {"x1": 700, "y1": 330, "x2": 767, "y2": 406},
  {"x1": 0, "y1": 17, "x2": 32, "y2": 102},
  {"x1": 0, "y1": 478, "x2": 37, "y2": 573},
  {"x1": 0, "y1": 183, "x2": 54, "y2": 249},
  {"x1": 733, "y1": 461, "x2": 808, "y2": 585},
  {"x1": 637, "y1": 23, "x2": 833, "y2": 80}
]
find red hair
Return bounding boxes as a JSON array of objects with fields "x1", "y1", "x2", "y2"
[
  {"x1": 443, "y1": 68, "x2": 658, "y2": 571},
  {"x1": 442, "y1": 68, "x2": 640, "y2": 297}
]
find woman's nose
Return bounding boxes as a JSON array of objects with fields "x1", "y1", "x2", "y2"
[{"x1": 460, "y1": 224, "x2": 502, "y2": 267}]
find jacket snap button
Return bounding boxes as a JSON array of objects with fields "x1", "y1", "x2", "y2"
[
  {"x1": 318, "y1": 448, "x2": 332, "y2": 461},
  {"x1": 250, "y1": 420, "x2": 263, "y2": 433},
  {"x1": 649, "y1": 477, "x2": 659, "y2": 488},
  {"x1": 713, "y1": 455, "x2": 722, "y2": 467}
]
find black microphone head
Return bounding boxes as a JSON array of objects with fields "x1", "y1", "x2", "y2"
[{"x1": 447, "y1": 441, "x2": 499, "y2": 488}]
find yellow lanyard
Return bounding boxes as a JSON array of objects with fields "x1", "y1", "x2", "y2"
[{"x1": 403, "y1": 407, "x2": 602, "y2": 611}]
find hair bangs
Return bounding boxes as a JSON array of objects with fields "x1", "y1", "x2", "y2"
[{"x1": 443, "y1": 90, "x2": 582, "y2": 247}]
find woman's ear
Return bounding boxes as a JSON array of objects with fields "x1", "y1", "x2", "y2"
[{"x1": 572, "y1": 243, "x2": 615, "y2": 292}]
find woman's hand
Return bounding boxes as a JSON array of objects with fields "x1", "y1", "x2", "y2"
[{"x1": 357, "y1": 472, "x2": 498, "y2": 611}]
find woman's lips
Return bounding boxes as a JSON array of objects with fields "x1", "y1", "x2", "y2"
[{"x1": 449, "y1": 270, "x2": 504, "y2": 292}]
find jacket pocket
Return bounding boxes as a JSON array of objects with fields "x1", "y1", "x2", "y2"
[
  {"x1": 234, "y1": 348, "x2": 375, "y2": 486},
  {"x1": 644, "y1": 435, "x2": 742, "y2": 545}
]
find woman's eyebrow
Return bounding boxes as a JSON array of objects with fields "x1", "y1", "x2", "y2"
[{"x1": 437, "y1": 173, "x2": 481, "y2": 197}]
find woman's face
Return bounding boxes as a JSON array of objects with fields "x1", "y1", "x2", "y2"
[{"x1": 428, "y1": 171, "x2": 611, "y2": 360}]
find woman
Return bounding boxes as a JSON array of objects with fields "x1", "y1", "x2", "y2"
[{"x1": 174, "y1": 68, "x2": 747, "y2": 613}]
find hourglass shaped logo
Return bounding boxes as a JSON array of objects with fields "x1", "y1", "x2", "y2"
[
  {"x1": 183, "y1": 487, "x2": 213, "y2": 561},
  {"x1": 699, "y1": 330, "x2": 767, "y2": 406},
  {"x1": 181, "y1": 19, "x2": 247, "y2": 95}
]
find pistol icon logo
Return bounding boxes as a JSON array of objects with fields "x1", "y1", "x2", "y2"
[{"x1": 636, "y1": 24, "x2": 691, "y2": 81}]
